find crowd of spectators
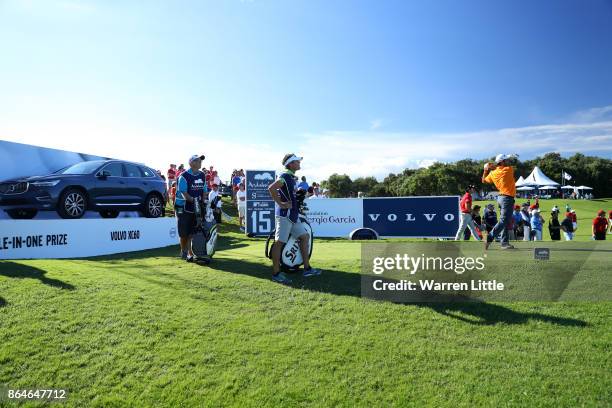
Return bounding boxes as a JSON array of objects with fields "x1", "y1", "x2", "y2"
[{"x1": 462, "y1": 201, "x2": 609, "y2": 241}]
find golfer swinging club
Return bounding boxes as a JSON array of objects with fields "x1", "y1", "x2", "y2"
[
  {"x1": 268, "y1": 153, "x2": 322, "y2": 284},
  {"x1": 482, "y1": 153, "x2": 517, "y2": 250}
]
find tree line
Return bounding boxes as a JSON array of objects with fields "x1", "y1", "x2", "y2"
[{"x1": 320, "y1": 153, "x2": 612, "y2": 198}]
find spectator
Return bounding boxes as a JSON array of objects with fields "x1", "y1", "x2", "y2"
[
  {"x1": 519, "y1": 203, "x2": 531, "y2": 241},
  {"x1": 205, "y1": 168, "x2": 213, "y2": 190},
  {"x1": 464, "y1": 205, "x2": 483, "y2": 241},
  {"x1": 297, "y1": 176, "x2": 309, "y2": 191},
  {"x1": 177, "y1": 164, "x2": 185, "y2": 178},
  {"x1": 166, "y1": 164, "x2": 177, "y2": 191},
  {"x1": 530, "y1": 208, "x2": 544, "y2": 241},
  {"x1": 236, "y1": 183, "x2": 247, "y2": 231},
  {"x1": 312, "y1": 182, "x2": 320, "y2": 197},
  {"x1": 548, "y1": 209, "x2": 561, "y2": 241},
  {"x1": 570, "y1": 210, "x2": 578, "y2": 231},
  {"x1": 213, "y1": 171, "x2": 221, "y2": 187},
  {"x1": 592, "y1": 210, "x2": 607, "y2": 240},
  {"x1": 512, "y1": 205, "x2": 522, "y2": 239},
  {"x1": 454, "y1": 185, "x2": 481, "y2": 241},
  {"x1": 232, "y1": 171, "x2": 242, "y2": 203},
  {"x1": 561, "y1": 212, "x2": 574, "y2": 241},
  {"x1": 507, "y1": 211, "x2": 516, "y2": 241},
  {"x1": 483, "y1": 204, "x2": 497, "y2": 234},
  {"x1": 208, "y1": 184, "x2": 222, "y2": 224},
  {"x1": 609, "y1": 210, "x2": 612, "y2": 233}
]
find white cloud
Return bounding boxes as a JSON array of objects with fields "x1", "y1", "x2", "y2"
[
  {"x1": 1, "y1": 117, "x2": 611, "y2": 183},
  {"x1": 369, "y1": 119, "x2": 383, "y2": 130},
  {"x1": 571, "y1": 105, "x2": 612, "y2": 123}
]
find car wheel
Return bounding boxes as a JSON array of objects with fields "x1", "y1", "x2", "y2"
[
  {"x1": 58, "y1": 188, "x2": 87, "y2": 219},
  {"x1": 143, "y1": 194, "x2": 164, "y2": 218},
  {"x1": 6, "y1": 209, "x2": 38, "y2": 219},
  {"x1": 99, "y1": 210, "x2": 119, "y2": 218}
]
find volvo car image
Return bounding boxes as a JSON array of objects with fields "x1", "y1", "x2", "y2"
[{"x1": 0, "y1": 160, "x2": 167, "y2": 219}]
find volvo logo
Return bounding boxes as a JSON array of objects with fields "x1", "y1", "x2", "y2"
[{"x1": 367, "y1": 213, "x2": 456, "y2": 222}]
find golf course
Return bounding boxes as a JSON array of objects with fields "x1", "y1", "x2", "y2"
[{"x1": 1, "y1": 198, "x2": 610, "y2": 407}]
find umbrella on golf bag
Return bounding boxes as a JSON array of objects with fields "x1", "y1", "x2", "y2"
[
  {"x1": 265, "y1": 189, "x2": 313, "y2": 272},
  {"x1": 191, "y1": 197, "x2": 218, "y2": 264}
]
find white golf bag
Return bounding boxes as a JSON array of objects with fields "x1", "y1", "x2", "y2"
[
  {"x1": 265, "y1": 190, "x2": 313, "y2": 272},
  {"x1": 191, "y1": 198, "x2": 218, "y2": 264}
]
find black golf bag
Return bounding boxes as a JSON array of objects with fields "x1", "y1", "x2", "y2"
[
  {"x1": 265, "y1": 189, "x2": 313, "y2": 272},
  {"x1": 191, "y1": 197, "x2": 218, "y2": 264}
]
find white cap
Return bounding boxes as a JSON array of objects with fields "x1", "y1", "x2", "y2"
[
  {"x1": 283, "y1": 154, "x2": 303, "y2": 166},
  {"x1": 495, "y1": 153, "x2": 510, "y2": 163},
  {"x1": 189, "y1": 154, "x2": 205, "y2": 164}
]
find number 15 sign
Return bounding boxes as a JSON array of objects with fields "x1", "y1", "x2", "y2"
[{"x1": 245, "y1": 170, "x2": 276, "y2": 236}]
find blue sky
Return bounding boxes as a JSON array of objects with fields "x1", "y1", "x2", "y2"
[{"x1": 1, "y1": 0, "x2": 612, "y2": 181}]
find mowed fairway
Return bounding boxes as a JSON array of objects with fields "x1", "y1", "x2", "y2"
[{"x1": 1, "y1": 199, "x2": 611, "y2": 407}]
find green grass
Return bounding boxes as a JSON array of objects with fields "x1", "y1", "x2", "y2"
[{"x1": 0, "y1": 199, "x2": 611, "y2": 407}]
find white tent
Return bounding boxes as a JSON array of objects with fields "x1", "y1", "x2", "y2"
[
  {"x1": 561, "y1": 185, "x2": 575, "y2": 190},
  {"x1": 517, "y1": 186, "x2": 535, "y2": 191},
  {"x1": 524, "y1": 166, "x2": 560, "y2": 187},
  {"x1": 576, "y1": 185, "x2": 593, "y2": 190},
  {"x1": 539, "y1": 185, "x2": 558, "y2": 190},
  {"x1": 516, "y1": 176, "x2": 537, "y2": 187}
]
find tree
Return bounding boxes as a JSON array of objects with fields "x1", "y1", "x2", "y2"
[
  {"x1": 352, "y1": 177, "x2": 379, "y2": 196},
  {"x1": 324, "y1": 174, "x2": 353, "y2": 198}
]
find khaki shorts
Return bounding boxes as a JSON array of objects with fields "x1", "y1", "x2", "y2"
[
  {"x1": 275, "y1": 216, "x2": 308, "y2": 243},
  {"x1": 238, "y1": 205, "x2": 246, "y2": 218}
]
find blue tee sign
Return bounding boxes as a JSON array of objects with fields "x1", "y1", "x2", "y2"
[{"x1": 245, "y1": 170, "x2": 276, "y2": 236}]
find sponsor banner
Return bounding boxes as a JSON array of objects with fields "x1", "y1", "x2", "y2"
[
  {"x1": 363, "y1": 196, "x2": 459, "y2": 238},
  {"x1": 0, "y1": 218, "x2": 177, "y2": 259},
  {"x1": 305, "y1": 198, "x2": 362, "y2": 237},
  {"x1": 245, "y1": 170, "x2": 276, "y2": 236}
]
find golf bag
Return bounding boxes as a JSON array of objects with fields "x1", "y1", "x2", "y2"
[
  {"x1": 265, "y1": 189, "x2": 313, "y2": 272},
  {"x1": 191, "y1": 197, "x2": 218, "y2": 264}
]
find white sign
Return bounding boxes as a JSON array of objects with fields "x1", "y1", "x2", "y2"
[
  {"x1": 304, "y1": 198, "x2": 362, "y2": 237},
  {"x1": 0, "y1": 218, "x2": 177, "y2": 260}
]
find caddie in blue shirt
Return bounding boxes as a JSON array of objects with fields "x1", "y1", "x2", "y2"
[
  {"x1": 267, "y1": 153, "x2": 321, "y2": 284},
  {"x1": 175, "y1": 154, "x2": 208, "y2": 262}
]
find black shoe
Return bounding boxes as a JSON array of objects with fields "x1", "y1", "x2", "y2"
[{"x1": 186, "y1": 255, "x2": 195, "y2": 262}]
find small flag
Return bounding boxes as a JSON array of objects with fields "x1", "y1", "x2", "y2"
[{"x1": 563, "y1": 171, "x2": 573, "y2": 181}]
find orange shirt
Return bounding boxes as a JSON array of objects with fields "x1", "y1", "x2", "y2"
[{"x1": 484, "y1": 165, "x2": 516, "y2": 197}]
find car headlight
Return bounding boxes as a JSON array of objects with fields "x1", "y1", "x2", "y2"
[{"x1": 30, "y1": 180, "x2": 61, "y2": 187}]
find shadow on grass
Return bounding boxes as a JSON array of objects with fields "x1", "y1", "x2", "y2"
[
  {"x1": 207, "y1": 257, "x2": 587, "y2": 327},
  {"x1": 416, "y1": 302, "x2": 587, "y2": 326},
  {"x1": 0, "y1": 296, "x2": 6, "y2": 308},
  {"x1": 0, "y1": 261, "x2": 75, "y2": 290}
]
